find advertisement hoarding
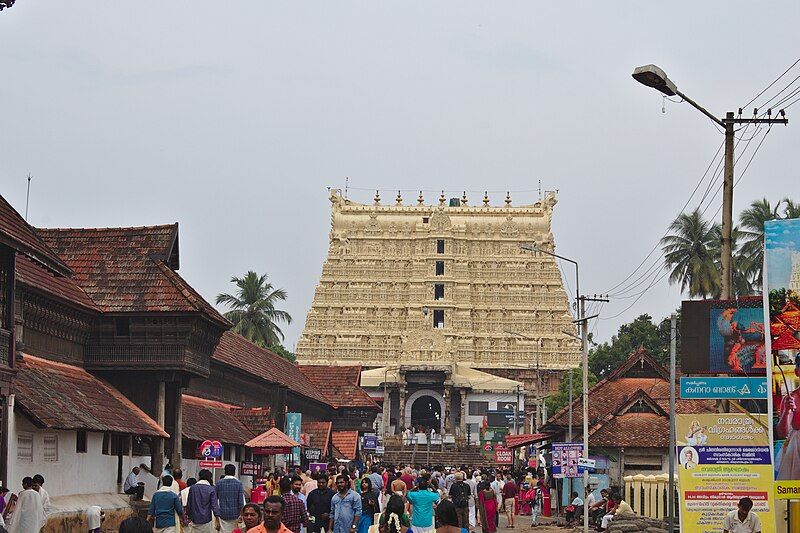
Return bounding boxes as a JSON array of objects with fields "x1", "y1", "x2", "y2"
[
  {"x1": 676, "y1": 414, "x2": 774, "y2": 533},
  {"x1": 551, "y1": 442, "x2": 583, "y2": 478},
  {"x1": 681, "y1": 297, "x2": 766, "y2": 374},
  {"x1": 764, "y1": 218, "x2": 800, "y2": 496}
]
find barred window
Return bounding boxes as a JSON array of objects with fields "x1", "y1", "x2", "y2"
[
  {"x1": 17, "y1": 433, "x2": 33, "y2": 462},
  {"x1": 43, "y1": 434, "x2": 58, "y2": 462}
]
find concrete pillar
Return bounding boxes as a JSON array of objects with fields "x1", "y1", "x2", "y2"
[
  {"x1": 443, "y1": 384, "x2": 453, "y2": 433},
  {"x1": 153, "y1": 380, "x2": 165, "y2": 474},
  {"x1": 459, "y1": 388, "x2": 468, "y2": 435},
  {"x1": 381, "y1": 385, "x2": 391, "y2": 437},
  {"x1": 171, "y1": 384, "x2": 183, "y2": 468}
]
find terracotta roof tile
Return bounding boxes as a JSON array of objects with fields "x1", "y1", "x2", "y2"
[
  {"x1": 302, "y1": 421, "x2": 332, "y2": 452},
  {"x1": 15, "y1": 255, "x2": 98, "y2": 311},
  {"x1": 0, "y1": 194, "x2": 71, "y2": 276},
  {"x1": 232, "y1": 407, "x2": 276, "y2": 436},
  {"x1": 36, "y1": 225, "x2": 228, "y2": 325},
  {"x1": 13, "y1": 354, "x2": 167, "y2": 437},
  {"x1": 182, "y1": 395, "x2": 254, "y2": 445},
  {"x1": 331, "y1": 430, "x2": 359, "y2": 460},
  {"x1": 213, "y1": 331, "x2": 328, "y2": 406},
  {"x1": 298, "y1": 365, "x2": 379, "y2": 410},
  {"x1": 246, "y1": 427, "x2": 299, "y2": 449},
  {"x1": 589, "y1": 413, "x2": 669, "y2": 448}
]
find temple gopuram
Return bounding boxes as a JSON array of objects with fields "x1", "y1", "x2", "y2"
[{"x1": 297, "y1": 189, "x2": 580, "y2": 442}]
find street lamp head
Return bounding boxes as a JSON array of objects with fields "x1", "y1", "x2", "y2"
[{"x1": 632, "y1": 64, "x2": 678, "y2": 97}]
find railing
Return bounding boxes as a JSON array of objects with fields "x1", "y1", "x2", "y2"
[{"x1": 623, "y1": 474, "x2": 678, "y2": 521}]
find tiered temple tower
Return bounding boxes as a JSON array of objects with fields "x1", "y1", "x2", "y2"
[{"x1": 297, "y1": 190, "x2": 580, "y2": 435}]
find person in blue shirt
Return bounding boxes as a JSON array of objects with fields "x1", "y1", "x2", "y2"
[
  {"x1": 148, "y1": 475, "x2": 184, "y2": 532},
  {"x1": 216, "y1": 464, "x2": 245, "y2": 533},
  {"x1": 187, "y1": 469, "x2": 221, "y2": 532},
  {"x1": 406, "y1": 474, "x2": 440, "y2": 533},
  {"x1": 329, "y1": 475, "x2": 362, "y2": 533}
]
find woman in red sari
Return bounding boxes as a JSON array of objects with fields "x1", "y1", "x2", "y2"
[
  {"x1": 477, "y1": 483, "x2": 498, "y2": 533},
  {"x1": 516, "y1": 482, "x2": 533, "y2": 515}
]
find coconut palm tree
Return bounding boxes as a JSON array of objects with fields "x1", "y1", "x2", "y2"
[
  {"x1": 784, "y1": 198, "x2": 800, "y2": 219},
  {"x1": 738, "y1": 198, "x2": 781, "y2": 288},
  {"x1": 216, "y1": 271, "x2": 293, "y2": 348},
  {"x1": 661, "y1": 209, "x2": 721, "y2": 298}
]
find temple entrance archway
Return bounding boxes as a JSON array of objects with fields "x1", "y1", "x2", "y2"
[{"x1": 404, "y1": 389, "x2": 444, "y2": 432}]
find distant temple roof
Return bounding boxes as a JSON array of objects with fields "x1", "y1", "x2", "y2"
[
  {"x1": 298, "y1": 365, "x2": 379, "y2": 410},
  {"x1": 14, "y1": 354, "x2": 167, "y2": 437}
]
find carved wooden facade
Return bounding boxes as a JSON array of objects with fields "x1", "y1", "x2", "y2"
[{"x1": 297, "y1": 190, "x2": 580, "y2": 371}]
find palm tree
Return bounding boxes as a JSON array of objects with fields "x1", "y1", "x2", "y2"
[
  {"x1": 216, "y1": 271, "x2": 293, "y2": 347},
  {"x1": 784, "y1": 198, "x2": 800, "y2": 219},
  {"x1": 738, "y1": 198, "x2": 780, "y2": 288},
  {"x1": 661, "y1": 209, "x2": 720, "y2": 298}
]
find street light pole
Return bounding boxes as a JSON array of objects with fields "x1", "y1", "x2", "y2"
[{"x1": 632, "y1": 64, "x2": 788, "y2": 299}]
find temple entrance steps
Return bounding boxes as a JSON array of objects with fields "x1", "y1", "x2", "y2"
[{"x1": 379, "y1": 442, "x2": 488, "y2": 467}]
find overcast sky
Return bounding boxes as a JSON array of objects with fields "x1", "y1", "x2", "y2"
[{"x1": 2, "y1": 1, "x2": 799, "y2": 352}]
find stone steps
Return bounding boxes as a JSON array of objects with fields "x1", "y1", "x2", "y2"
[{"x1": 380, "y1": 446, "x2": 489, "y2": 467}]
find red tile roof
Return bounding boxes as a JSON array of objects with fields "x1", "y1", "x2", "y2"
[
  {"x1": 773, "y1": 330, "x2": 800, "y2": 350},
  {"x1": 589, "y1": 413, "x2": 669, "y2": 447},
  {"x1": 505, "y1": 433, "x2": 550, "y2": 449},
  {"x1": 36, "y1": 224, "x2": 227, "y2": 325},
  {"x1": 15, "y1": 255, "x2": 98, "y2": 311},
  {"x1": 213, "y1": 331, "x2": 328, "y2": 406},
  {"x1": 13, "y1": 354, "x2": 167, "y2": 437},
  {"x1": 0, "y1": 194, "x2": 71, "y2": 276},
  {"x1": 298, "y1": 365, "x2": 379, "y2": 410},
  {"x1": 246, "y1": 427, "x2": 299, "y2": 449},
  {"x1": 331, "y1": 430, "x2": 359, "y2": 459},
  {"x1": 181, "y1": 395, "x2": 254, "y2": 445},
  {"x1": 302, "y1": 421, "x2": 332, "y2": 452},
  {"x1": 232, "y1": 407, "x2": 276, "y2": 436}
]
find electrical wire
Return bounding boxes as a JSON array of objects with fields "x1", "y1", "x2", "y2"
[
  {"x1": 600, "y1": 140, "x2": 725, "y2": 295},
  {"x1": 741, "y1": 57, "x2": 800, "y2": 110}
]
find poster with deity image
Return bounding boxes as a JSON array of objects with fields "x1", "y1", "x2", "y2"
[{"x1": 764, "y1": 218, "x2": 800, "y2": 496}]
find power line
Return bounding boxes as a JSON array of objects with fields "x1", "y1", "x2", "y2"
[{"x1": 741, "y1": 57, "x2": 800, "y2": 110}]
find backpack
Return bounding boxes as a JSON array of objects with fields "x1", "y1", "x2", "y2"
[{"x1": 451, "y1": 482, "x2": 470, "y2": 508}]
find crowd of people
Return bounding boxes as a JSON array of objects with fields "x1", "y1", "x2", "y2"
[{"x1": 0, "y1": 461, "x2": 647, "y2": 533}]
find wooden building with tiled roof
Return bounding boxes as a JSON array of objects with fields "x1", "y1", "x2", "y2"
[
  {"x1": 541, "y1": 347, "x2": 716, "y2": 486},
  {"x1": 0, "y1": 191, "x2": 378, "y2": 502}
]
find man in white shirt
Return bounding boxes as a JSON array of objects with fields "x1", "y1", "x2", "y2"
[
  {"x1": 32, "y1": 474, "x2": 51, "y2": 515},
  {"x1": 124, "y1": 467, "x2": 145, "y2": 500},
  {"x1": 723, "y1": 497, "x2": 761, "y2": 533},
  {"x1": 8, "y1": 477, "x2": 45, "y2": 533}
]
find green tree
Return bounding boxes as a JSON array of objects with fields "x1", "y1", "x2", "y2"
[
  {"x1": 545, "y1": 366, "x2": 598, "y2": 417},
  {"x1": 267, "y1": 343, "x2": 297, "y2": 363},
  {"x1": 661, "y1": 209, "x2": 721, "y2": 299},
  {"x1": 216, "y1": 271, "x2": 293, "y2": 350},
  {"x1": 783, "y1": 198, "x2": 800, "y2": 219},
  {"x1": 588, "y1": 314, "x2": 670, "y2": 378},
  {"x1": 738, "y1": 198, "x2": 781, "y2": 289}
]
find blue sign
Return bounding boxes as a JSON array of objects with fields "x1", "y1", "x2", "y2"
[
  {"x1": 285, "y1": 412, "x2": 302, "y2": 465},
  {"x1": 364, "y1": 435, "x2": 377, "y2": 450},
  {"x1": 680, "y1": 377, "x2": 767, "y2": 399}
]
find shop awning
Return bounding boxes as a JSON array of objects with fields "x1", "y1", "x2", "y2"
[{"x1": 505, "y1": 433, "x2": 551, "y2": 449}]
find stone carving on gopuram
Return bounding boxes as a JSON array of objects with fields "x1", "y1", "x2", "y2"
[{"x1": 295, "y1": 189, "x2": 580, "y2": 372}]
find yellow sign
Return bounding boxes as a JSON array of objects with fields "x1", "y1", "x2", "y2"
[{"x1": 677, "y1": 414, "x2": 775, "y2": 533}]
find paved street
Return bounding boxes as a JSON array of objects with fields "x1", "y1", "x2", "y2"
[{"x1": 494, "y1": 512, "x2": 569, "y2": 533}]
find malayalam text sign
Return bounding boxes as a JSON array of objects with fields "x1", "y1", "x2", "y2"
[
  {"x1": 551, "y1": 442, "x2": 583, "y2": 478},
  {"x1": 676, "y1": 414, "x2": 774, "y2": 533},
  {"x1": 680, "y1": 376, "x2": 768, "y2": 399}
]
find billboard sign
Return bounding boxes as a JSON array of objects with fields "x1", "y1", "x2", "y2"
[
  {"x1": 676, "y1": 414, "x2": 774, "y2": 533},
  {"x1": 680, "y1": 376, "x2": 768, "y2": 399},
  {"x1": 494, "y1": 447, "x2": 513, "y2": 464},
  {"x1": 764, "y1": 218, "x2": 800, "y2": 497},
  {"x1": 304, "y1": 447, "x2": 322, "y2": 462},
  {"x1": 364, "y1": 435, "x2": 378, "y2": 450},
  {"x1": 682, "y1": 297, "x2": 766, "y2": 374}
]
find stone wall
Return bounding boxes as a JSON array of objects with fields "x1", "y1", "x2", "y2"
[{"x1": 606, "y1": 512, "x2": 671, "y2": 533}]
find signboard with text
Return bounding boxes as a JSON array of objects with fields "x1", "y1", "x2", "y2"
[
  {"x1": 551, "y1": 442, "x2": 582, "y2": 478},
  {"x1": 304, "y1": 447, "x2": 322, "y2": 462},
  {"x1": 364, "y1": 435, "x2": 378, "y2": 450},
  {"x1": 680, "y1": 376, "x2": 768, "y2": 399},
  {"x1": 241, "y1": 461, "x2": 260, "y2": 477},
  {"x1": 676, "y1": 414, "x2": 774, "y2": 533},
  {"x1": 494, "y1": 447, "x2": 513, "y2": 464},
  {"x1": 285, "y1": 412, "x2": 302, "y2": 465}
]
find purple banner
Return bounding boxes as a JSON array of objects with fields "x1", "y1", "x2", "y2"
[{"x1": 679, "y1": 446, "x2": 771, "y2": 465}]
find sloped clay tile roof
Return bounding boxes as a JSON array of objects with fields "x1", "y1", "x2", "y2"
[
  {"x1": 302, "y1": 421, "x2": 332, "y2": 452},
  {"x1": 589, "y1": 413, "x2": 669, "y2": 448},
  {"x1": 13, "y1": 354, "x2": 167, "y2": 437},
  {"x1": 298, "y1": 365, "x2": 379, "y2": 410},
  {"x1": 246, "y1": 427, "x2": 299, "y2": 449},
  {"x1": 773, "y1": 330, "x2": 800, "y2": 350},
  {"x1": 0, "y1": 194, "x2": 71, "y2": 276},
  {"x1": 15, "y1": 255, "x2": 98, "y2": 311},
  {"x1": 36, "y1": 225, "x2": 228, "y2": 325},
  {"x1": 232, "y1": 407, "x2": 276, "y2": 436},
  {"x1": 181, "y1": 395, "x2": 254, "y2": 445},
  {"x1": 213, "y1": 331, "x2": 329, "y2": 406},
  {"x1": 547, "y1": 348, "x2": 714, "y2": 428},
  {"x1": 331, "y1": 430, "x2": 359, "y2": 460},
  {"x1": 505, "y1": 433, "x2": 551, "y2": 449}
]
